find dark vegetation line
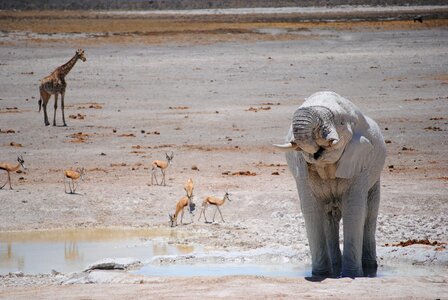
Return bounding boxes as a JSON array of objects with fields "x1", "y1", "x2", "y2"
[{"x1": 1, "y1": 0, "x2": 447, "y2": 10}]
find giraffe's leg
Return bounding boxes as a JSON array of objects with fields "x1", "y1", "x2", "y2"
[
  {"x1": 40, "y1": 87, "x2": 51, "y2": 126},
  {"x1": 64, "y1": 177, "x2": 68, "y2": 193},
  {"x1": 53, "y1": 94, "x2": 59, "y2": 126},
  {"x1": 61, "y1": 91, "x2": 67, "y2": 127},
  {"x1": 180, "y1": 208, "x2": 184, "y2": 225}
]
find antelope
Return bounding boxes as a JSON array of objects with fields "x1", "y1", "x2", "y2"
[
  {"x1": 64, "y1": 167, "x2": 85, "y2": 194},
  {"x1": 169, "y1": 194, "x2": 194, "y2": 227},
  {"x1": 184, "y1": 178, "x2": 194, "y2": 198},
  {"x1": 150, "y1": 152, "x2": 174, "y2": 186},
  {"x1": 0, "y1": 155, "x2": 26, "y2": 190},
  {"x1": 198, "y1": 192, "x2": 231, "y2": 223}
]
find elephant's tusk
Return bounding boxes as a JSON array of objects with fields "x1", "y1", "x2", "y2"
[
  {"x1": 273, "y1": 142, "x2": 299, "y2": 151},
  {"x1": 331, "y1": 139, "x2": 340, "y2": 145}
]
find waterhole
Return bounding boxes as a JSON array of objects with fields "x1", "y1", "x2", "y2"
[
  {"x1": 0, "y1": 228, "x2": 199, "y2": 275},
  {"x1": 0, "y1": 229, "x2": 443, "y2": 278}
]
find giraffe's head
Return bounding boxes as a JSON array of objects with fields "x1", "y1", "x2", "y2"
[{"x1": 76, "y1": 49, "x2": 87, "y2": 62}]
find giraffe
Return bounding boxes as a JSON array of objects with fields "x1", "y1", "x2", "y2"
[{"x1": 38, "y1": 49, "x2": 87, "y2": 126}]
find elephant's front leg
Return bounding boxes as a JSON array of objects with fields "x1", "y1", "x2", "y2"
[
  {"x1": 324, "y1": 207, "x2": 342, "y2": 277},
  {"x1": 341, "y1": 176, "x2": 368, "y2": 278},
  {"x1": 299, "y1": 186, "x2": 332, "y2": 278}
]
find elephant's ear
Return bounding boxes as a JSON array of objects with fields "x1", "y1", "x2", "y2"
[{"x1": 335, "y1": 134, "x2": 373, "y2": 179}]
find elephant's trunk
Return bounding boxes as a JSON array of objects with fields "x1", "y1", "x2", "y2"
[{"x1": 292, "y1": 106, "x2": 339, "y2": 153}]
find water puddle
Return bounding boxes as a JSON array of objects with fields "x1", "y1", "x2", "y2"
[
  {"x1": 0, "y1": 228, "x2": 199, "y2": 275},
  {"x1": 1, "y1": 229, "x2": 444, "y2": 278}
]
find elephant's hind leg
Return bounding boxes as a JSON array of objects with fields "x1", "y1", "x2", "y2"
[{"x1": 362, "y1": 181, "x2": 381, "y2": 277}]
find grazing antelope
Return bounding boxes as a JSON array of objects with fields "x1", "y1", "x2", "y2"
[
  {"x1": 169, "y1": 194, "x2": 194, "y2": 227},
  {"x1": 64, "y1": 168, "x2": 85, "y2": 194},
  {"x1": 150, "y1": 152, "x2": 174, "y2": 186},
  {"x1": 0, "y1": 155, "x2": 26, "y2": 190},
  {"x1": 39, "y1": 49, "x2": 86, "y2": 126},
  {"x1": 198, "y1": 192, "x2": 231, "y2": 223}
]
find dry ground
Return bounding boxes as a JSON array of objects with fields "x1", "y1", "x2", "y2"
[{"x1": 0, "y1": 8, "x2": 447, "y2": 299}]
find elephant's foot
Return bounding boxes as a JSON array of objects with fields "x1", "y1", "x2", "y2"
[
  {"x1": 305, "y1": 271, "x2": 333, "y2": 282},
  {"x1": 362, "y1": 260, "x2": 378, "y2": 277},
  {"x1": 306, "y1": 269, "x2": 332, "y2": 282},
  {"x1": 305, "y1": 276, "x2": 327, "y2": 282},
  {"x1": 341, "y1": 267, "x2": 363, "y2": 278}
]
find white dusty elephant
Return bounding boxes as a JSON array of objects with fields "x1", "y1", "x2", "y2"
[{"x1": 274, "y1": 91, "x2": 386, "y2": 279}]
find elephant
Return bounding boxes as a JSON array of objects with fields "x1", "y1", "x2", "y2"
[{"x1": 274, "y1": 91, "x2": 386, "y2": 279}]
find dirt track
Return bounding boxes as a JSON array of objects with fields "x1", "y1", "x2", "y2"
[{"x1": 0, "y1": 8, "x2": 447, "y2": 299}]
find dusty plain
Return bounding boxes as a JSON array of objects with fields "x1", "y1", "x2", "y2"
[{"x1": 0, "y1": 7, "x2": 447, "y2": 299}]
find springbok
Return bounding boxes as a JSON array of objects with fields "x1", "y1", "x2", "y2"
[
  {"x1": 169, "y1": 194, "x2": 194, "y2": 227},
  {"x1": 64, "y1": 167, "x2": 85, "y2": 194},
  {"x1": 0, "y1": 155, "x2": 26, "y2": 190},
  {"x1": 150, "y1": 152, "x2": 174, "y2": 186},
  {"x1": 198, "y1": 192, "x2": 231, "y2": 223},
  {"x1": 184, "y1": 178, "x2": 194, "y2": 198}
]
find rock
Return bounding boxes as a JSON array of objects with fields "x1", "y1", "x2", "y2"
[
  {"x1": 9, "y1": 271, "x2": 24, "y2": 277},
  {"x1": 51, "y1": 269, "x2": 60, "y2": 276},
  {"x1": 84, "y1": 258, "x2": 141, "y2": 272}
]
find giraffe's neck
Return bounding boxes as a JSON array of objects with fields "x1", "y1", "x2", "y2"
[{"x1": 58, "y1": 54, "x2": 79, "y2": 78}]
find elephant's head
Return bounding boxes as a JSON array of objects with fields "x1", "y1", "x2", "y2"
[{"x1": 274, "y1": 106, "x2": 351, "y2": 165}]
